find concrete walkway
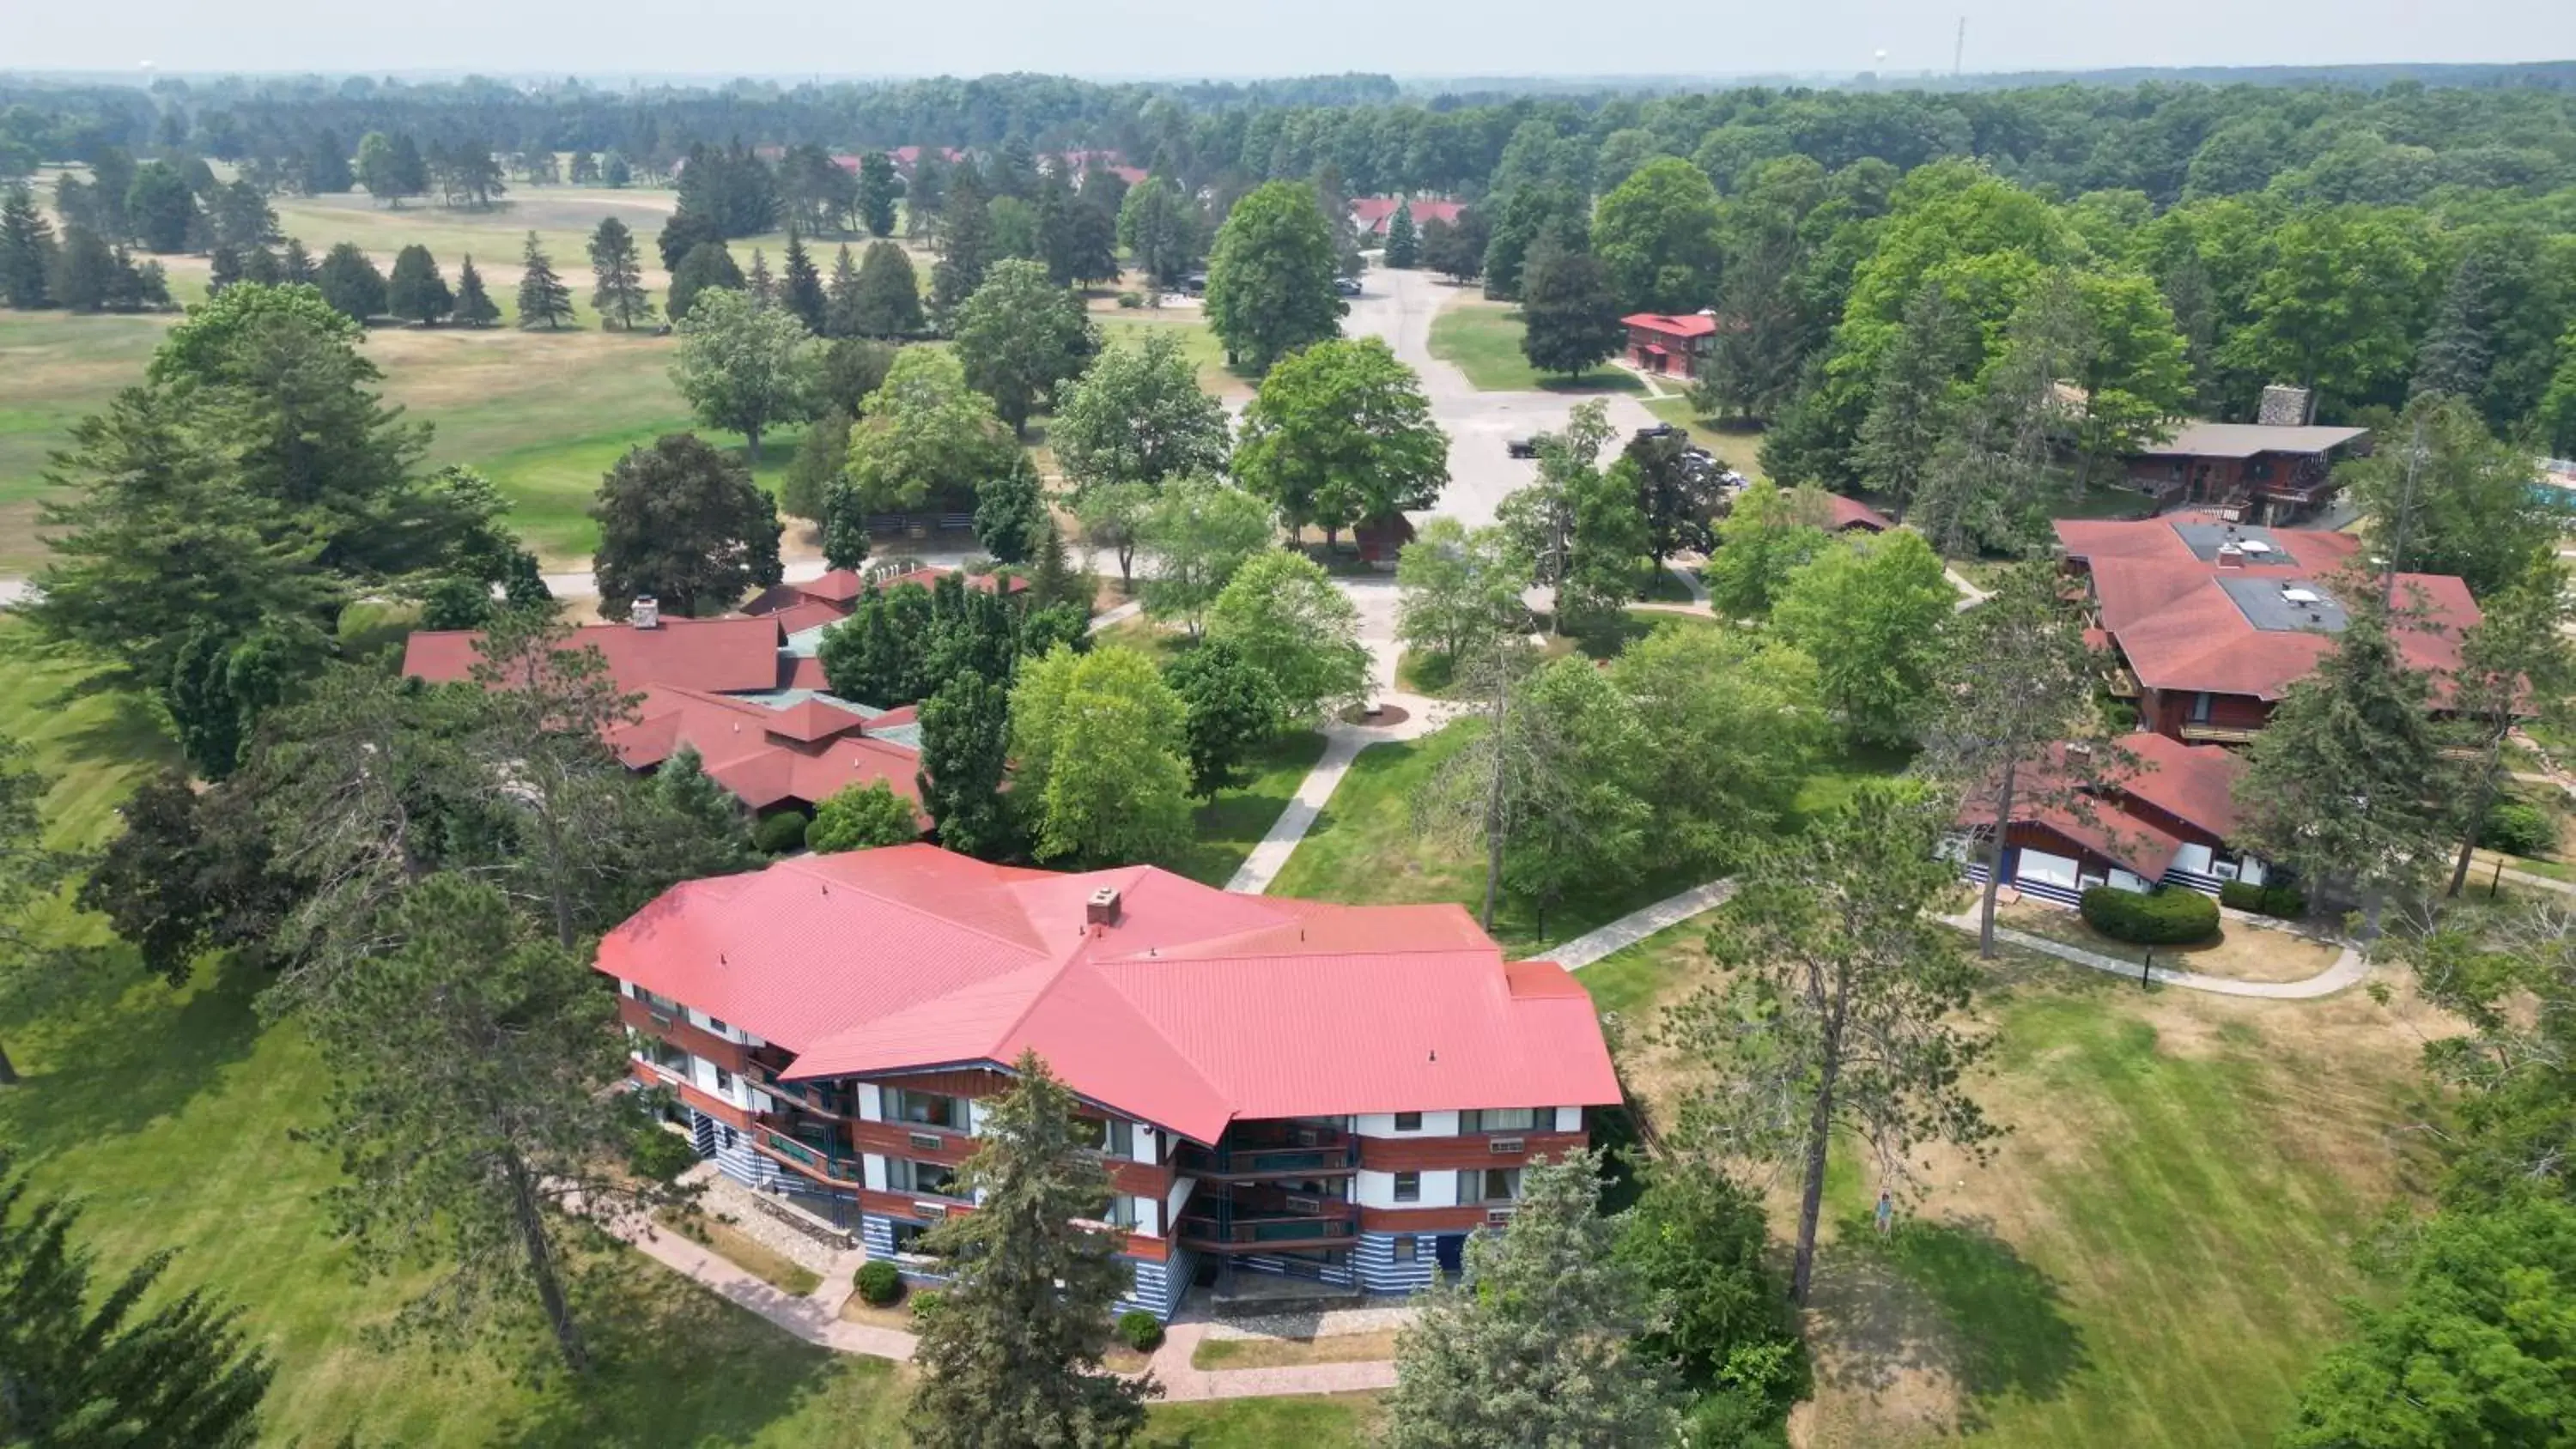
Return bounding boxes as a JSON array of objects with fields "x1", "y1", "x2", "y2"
[
  {"x1": 1941, "y1": 908, "x2": 2370, "y2": 999},
  {"x1": 1143, "y1": 1319, "x2": 1400, "y2": 1402},
  {"x1": 1087, "y1": 598, "x2": 1145, "y2": 634},
  {"x1": 1944, "y1": 563, "x2": 1991, "y2": 610},
  {"x1": 1547, "y1": 879, "x2": 1738, "y2": 970}
]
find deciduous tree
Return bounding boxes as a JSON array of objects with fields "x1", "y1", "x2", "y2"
[
  {"x1": 824, "y1": 347, "x2": 1015, "y2": 566},
  {"x1": 1204, "y1": 179, "x2": 1344, "y2": 373},
  {"x1": 2440, "y1": 576, "x2": 2573, "y2": 896},
  {"x1": 1164, "y1": 637, "x2": 1282, "y2": 797},
  {"x1": 1701, "y1": 478, "x2": 1832, "y2": 619},
  {"x1": 1233, "y1": 336, "x2": 1446, "y2": 543},
  {"x1": 1623, "y1": 430, "x2": 1722, "y2": 571},
  {"x1": 1052, "y1": 330, "x2": 1230, "y2": 495},
  {"x1": 315, "y1": 240, "x2": 386, "y2": 321},
  {"x1": 1517, "y1": 233, "x2": 1624, "y2": 380},
  {"x1": 1117, "y1": 175, "x2": 1200, "y2": 294},
  {"x1": 1134, "y1": 477, "x2": 1274, "y2": 635},
  {"x1": 1206, "y1": 550, "x2": 1370, "y2": 726},
  {"x1": 1395, "y1": 517, "x2": 1528, "y2": 668},
  {"x1": 0, "y1": 740, "x2": 72, "y2": 1085},
  {"x1": 2348, "y1": 392, "x2": 2561, "y2": 598},
  {"x1": 1773, "y1": 530, "x2": 1953, "y2": 746},
  {"x1": 590, "y1": 432, "x2": 785, "y2": 619},
  {"x1": 808, "y1": 779, "x2": 920, "y2": 852},
  {"x1": 669, "y1": 285, "x2": 818, "y2": 459},
  {"x1": 845, "y1": 239, "x2": 923, "y2": 337},
  {"x1": 953, "y1": 258, "x2": 1099, "y2": 433},
  {"x1": 665, "y1": 239, "x2": 744, "y2": 322},
  {"x1": 915, "y1": 671, "x2": 1014, "y2": 858},
  {"x1": 1010, "y1": 645, "x2": 1192, "y2": 866},
  {"x1": 1663, "y1": 781, "x2": 1996, "y2": 1304},
  {"x1": 1593, "y1": 155, "x2": 1724, "y2": 314}
]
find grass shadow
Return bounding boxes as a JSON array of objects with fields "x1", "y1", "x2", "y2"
[
  {"x1": 0, "y1": 945, "x2": 265, "y2": 1154},
  {"x1": 1843, "y1": 1210, "x2": 2088, "y2": 1427}
]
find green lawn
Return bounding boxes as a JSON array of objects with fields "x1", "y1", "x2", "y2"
[
  {"x1": 1426, "y1": 300, "x2": 1642, "y2": 394},
  {"x1": 1093, "y1": 314, "x2": 1249, "y2": 398},
  {"x1": 1589, "y1": 918, "x2": 2426, "y2": 1449},
  {"x1": 1154, "y1": 731, "x2": 1331, "y2": 888},
  {"x1": 1640, "y1": 397, "x2": 1769, "y2": 482}
]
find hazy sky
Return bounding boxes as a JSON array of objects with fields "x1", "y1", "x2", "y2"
[{"x1": 16, "y1": 0, "x2": 2576, "y2": 80}]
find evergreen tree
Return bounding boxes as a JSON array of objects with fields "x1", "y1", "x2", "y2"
[
  {"x1": 856, "y1": 150, "x2": 902, "y2": 237},
  {"x1": 0, "y1": 738, "x2": 72, "y2": 1084},
  {"x1": 745, "y1": 246, "x2": 775, "y2": 307},
  {"x1": 206, "y1": 244, "x2": 243, "y2": 295},
  {"x1": 848, "y1": 239, "x2": 925, "y2": 336},
  {"x1": 2349, "y1": 393, "x2": 2561, "y2": 598},
  {"x1": 515, "y1": 230, "x2": 572, "y2": 330},
  {"x1": 280, "y1": 236, "x2": 316, "y2": 284},
  {"x1": 601, "y1": 150, "x2": 633, "y2": 187},
  {"x1": 315, "y1": 239, "x2": 386, "y2": 321},
  {"x1": 1383, "y1": 199, "x2": 1419, "y2": 268},
  {"x1": 1165, "y1": 637, "x2": 1281, "y2": 797},
  {"x1": 778, "y1": 229, "x2": 828, "y2": 333},
  {"x1": 974, "y1": 450, "x2": 1048, "y2": 562},
  {"x1": 1855, "y1": 279, "x2": 1972, "y2": 517},
  {"x1": 931, "y1": 171, "x2": 995, "y2": 317},
  {"x1": 306, "y1": 128, "x2": 354, "y2": 193},
  {"x1": 1116, "y1": 175, "x2": 1200, "y2": 293},
  {"x1": 0, "y1": 183, "x2": 58, "y2": 308},
  {"x1": 567, "y1": 149, "x2": 601, "y2": 185},
  {"x1": 453, "y1": 252, "x2": 499, "y2": 326},
  {"x1": 386, "y1": 244, "x2": 453, "y2": 325},
  {"x1": 904, "y1": 1052, "x2": 1159, "y2": 1449},
  {"x1": 1384, "y1": 1152, "x2": 1681, "y2": 1447},
  {"x1": 823, "y1": 243, "x2": 864, "y2": 336},
  {"x1": 0, "y1": 1154, "x2": 273, "y2": 1444},
  {"x1": 666, "y1": 239, "x2": 744, "y2": 321},
  {"x1": 2234, "y1": 581, "x2": 2451, "y2": 916},
  {"x1": 651, "y1": 744, "x2": 752, "y2": 859},
  {"x1": 585, "y1": 215, "x2": 652, "y2": 331},
  {"x1": 915, "y1": 671, "x2": 1014, "y2": 858}
]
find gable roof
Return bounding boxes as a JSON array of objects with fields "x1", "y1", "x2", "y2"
[
  {"x1": 1350, "y1": 197, "x2": 1466, "y2": 233},
  {"x1": 596, "y1": 846, "x2": 1622, "y2": 1143},
  {"x1": 2112, "y1": 731, "x2": 2245, "y2": 839},
  {"x1": 609, "y1": 685, "x2": 920, "y2": 815},
  {"x1": 2057, "y1": 518, "x2": 2479, "y2": 700},
  {"x1": 402, "y1": 615, "x2": 789, "y2": 696},
  {"x1": 1826, "y1": 494, "x2": 1894, "y2": 532},
  {"x1": 1621, "y1": 312, "x2": 1720, "y2": 338},
  {"x1": 2136, "y1": 421, "x2": 2369, "y2": 460}
]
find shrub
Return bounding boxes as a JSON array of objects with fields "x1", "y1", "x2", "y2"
[
  {"x1": 753, "y1": 809, "x2": 810, "y2": 854},
  {"x1": 2080, "y1": 885, "x2": 2220, "y2": 945},
  {"x1": 2217, "y1": 879, "x2": 2306, "y2": 919},
  {"x1": 1116, "y1": 291, "x2": 1144, "y2": 308},
  {"x1": 629, "y1": 1125, "x2": 701, "y2": 1183},
  {"x1": 908, "y1": 1288, "x2": 945, "y2": 1324},
  {"x1": 1116, "y1": 1309, "x2": 1164, "y2": 1352},
  {"x1": 2480, "y1": 800, "x2": 2557, "y2": 858},
  {"x1": 854, "y1": 1258, "x2": 904, "y2": 1307}
]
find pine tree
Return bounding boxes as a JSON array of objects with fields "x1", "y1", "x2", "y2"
[
  {"x1": 931, "y1": 172, "x2": 994, "y2": 316},
  {"x1": 0, "y1": 1154, "x2": 273, "y2": 1444},
  {"x1": 904, "y1": 1052, "x2": 1159, "y2": 1448},
  {"x1": 745, "y1": 246, "x2": 775, "y2": 307},
  {"x1": 850, "y1": 239, "x2": 925, "y2": 336},
  {"x1": 453, "y1": 252, "x2": 499, "y2": 327},
  {"x1": 856, "y1": 149, "x2": 901, "y2": 237},
  {"x1": 1384, "y1": 198, "x2": 1419, "y2": 268},
  {"x1": 280, "y1": 236, "x2": 316, "y2": 284},
  {"x1": 779, "y1": 229, "x2": 827, "y2": 333},
  {"x1": 915, "y1": 671, "x2": 1014, "y2": 858},
  {"x1": 585, "y1": 215, "x2": 651, "y2": 330},
  {"x1": 515, "y1": 230, "x2": 571, "y2": 330},
  {"x1": 1384, "y1": 1152, "x2": 1680, "y2": 1446},
  {"x1": 1856, "y1": 279, "x2": 1971, "y2": 517},
  {"x1": 0, "y1": 183, "x2": 57, "y2": 308},
  {"x1": 386, "y1": 243, "x2": 453, "y2": 325},
  {"x1": 823, "y1": 242, "x2": 863, "y2": 336}
]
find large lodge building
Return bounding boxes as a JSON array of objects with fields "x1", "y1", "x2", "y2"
[{"x1": 601, "y1": 844, "x2": 1620, "y2": 1319}]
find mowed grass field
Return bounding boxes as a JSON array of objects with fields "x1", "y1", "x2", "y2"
[
  {"x1": 1425, "y1": 297, "x2": 1641, "y2": 394},
  {"x1": 0, "y1": 624, "x2": 1378, "y2": 1446},
  {"x1": 1587, "y1": 916, "x2": 2440, "y2": 1449}
]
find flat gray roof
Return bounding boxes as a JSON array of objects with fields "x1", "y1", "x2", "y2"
[
  {"x1": 2136, "y1": 421, "x2": 2371, "y2": 460},
  {"x1": 2169, "y1": 520, "x2": 2303, "y2": 567},
  {"x1": 2216, "y1": 574, "x2": 2348, "y2": 634}
]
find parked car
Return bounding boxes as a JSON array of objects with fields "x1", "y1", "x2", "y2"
[
  {"x1": 1507, "y1": 437, "x2": 1540, "y2": 459},
  {"x1": 1635, "y1": 423, "x2": 1684, "y2": 442},
  {"x1": 1180, "y1": 272, "x2": 1208, "y2": 296},
  {"x1": 1333, "y1": 275, "x2": 1364, "y2": 297}
]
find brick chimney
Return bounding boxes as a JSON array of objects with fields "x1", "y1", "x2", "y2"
[
  {"x1": 2215, "y1": 543, "x2": 2245, "y2": 569},
  {"x1": 1085, "y1": 887, "x2": 1121, "y2": 928},
  {"x1": 632, "y1": 596, "x2": 660, "y2": 629}
]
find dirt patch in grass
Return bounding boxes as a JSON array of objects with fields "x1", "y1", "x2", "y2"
[
  {"x1": 1192, "y1": 1329, "x2": 1402, "y2": 1371},
  {"x1": 658, "y1": 1210, "x2": 823, "y2": 1297},
  {"x1": 1996, "y1": 900, "x2": 2344, "y2": 984}
]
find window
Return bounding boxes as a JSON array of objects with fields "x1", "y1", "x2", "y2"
[
  {"x1": 1393, "y1": 1171, "x2": 1420, "y2": 1203},
  {"x1": 1393, "y1": 1112, "x2": 1422, "y2": 1132},
  {"x1": 1392, "y1": 1238, "x2": 1418, "y2": 1264},
  {"x1": 888, "y1": 1220, "x2": 942, "y2": 1258},
  {"x1": 1460, "y1": 1108, "x2": 1536, "y2": 1134},
  {"x1": 714, "y1": 1066, "x2": 733, "y2": 1094},
  {"x1": 887, "y1": 1158, "x2": 961, "y2": 1198},
  {"x1": 639, "y1": 1036, "x2": 690, "y2": 1076},
  {"x1": 2190, "y1": 691, "x2": 2214, "y2": 724},
  {"x1": 1458, "y1": 1167, "x2": 1521, "y2": 1204},
  {"x1": 1098, "y1": 1118, "x2": 1135, "y2": 1158},
  {"x1": 707, "y1": 1016, "x2": 731, "y2": 1037},
  {"x1": 633, "y1": 986, "x2": 685, "y2": 1020},
  {"x1": 1094, "y1": 1195, "x2": 1140, "y2": 1228},
  {"x1": 885, "y1": 1089, "x2": 966, "y2": 1131}
]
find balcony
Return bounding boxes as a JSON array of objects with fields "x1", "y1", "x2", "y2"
[
  {"x1": 1176, "y1": 1206, "x2": 1359, "y2": 1252},
  {"x1": 749, "y1": 1063, "x2": 850, "y2": 1119},
  {"x1": 751, "y1": 1119, "x2": 862, "y2": 1187},
  {"x1": 1174, "y1": 1123, "x2": 1358, "y2": 1179}
]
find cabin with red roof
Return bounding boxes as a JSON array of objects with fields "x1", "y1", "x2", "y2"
[
  {"x1": 604, "y1": 845, "x2": 1623, "y2": 1317},
  {"x1": 1348, "y1": 197, "x2": 1466, "y2": 240},
  {"x1": 1951, "y1": 731, "x2": 2273, "y2": 906},
  {"x1": 2056, "y1": 516, "x2": 2480, "y2": 747},
  {"x1": 2123, "y1": 421, "x2": 2371, "y2": 526},
  {"x1": 1825, "y1": 495, "x2": 1894, "y2": 533},
  {"x1": 1620, "y1": 312, "x2": 1722, "y2": 377}
]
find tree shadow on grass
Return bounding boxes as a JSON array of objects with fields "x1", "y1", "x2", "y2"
[
  {"x1": 1811, "y1": 1212, "x2": 2087, "y2": 1433},
  {"x1": 0, "y1": 943, "x2": 264, "y2": 1153},
  {"x1": 496, "y1": 1260, "x2": 905, "y2": 1448}
]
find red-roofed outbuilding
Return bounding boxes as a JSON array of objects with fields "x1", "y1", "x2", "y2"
[
  {"x1": 604, "y1": 845, "x2": 1621, "y2": 1315},
  {"x1": 1620, "y1": 312, "x2": 1723, "y2": 377}
]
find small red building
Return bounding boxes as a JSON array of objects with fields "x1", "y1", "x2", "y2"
[{"x1": 1619, "y1": 312, "x2": 1720, "y2": 378}]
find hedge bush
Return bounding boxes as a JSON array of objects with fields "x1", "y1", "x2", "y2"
[
  {"x1": 753, "y1": 808, "x2": 810, "y2": 854},
  {"x1": 1116, "y1": 1309, "x2": 1164, "y2": 1352},
  {"x1": 854, "y1": 1258, "x2": 904, "y2": 1307},
  {"x1": 2080, "y1": 886, "x2": 2220, "y2": 945},
  {"x1": 2481, "y1": 801, "x2": 2557, "y2": 858},
  {"x1": 2217, "y1": 880, "x2": 2306, "y2": 919},
  {"x1": 629, "y1": 1125, "x2": 701, "y2": 1183}
]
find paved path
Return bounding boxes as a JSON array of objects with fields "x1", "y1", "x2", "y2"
[
  {"x1": 1143, "y1": 1319, "x2": 1400, "y2": 1402},
  {"x1": 1547, "y1": 879, "x2": 1738, "y2": 970},
  {"x1": 1944, "y1": 563, "x2": 1991, "y2": 610},
  {"x1": 1941, "y1": 908, "x2": 2370, "y2": 998},
  {"x1": 1087, "y1": 598, "x2": 1145, "y2": 634}
]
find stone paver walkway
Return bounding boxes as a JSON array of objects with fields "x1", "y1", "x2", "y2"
[
  {"x1": 1941, "y1": 908, "x2": 2369, "y2": 998},
  {"x1": 1547, "y1": 879, "x2": 1738, "y2": 970},
  {"x1": 613, "y1": 1209, "x2": 920, "y2": 1360}
]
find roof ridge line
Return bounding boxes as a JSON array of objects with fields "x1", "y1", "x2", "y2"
[{"x1": 770, "y1": 851, "x2": 1054, "y2": 961}]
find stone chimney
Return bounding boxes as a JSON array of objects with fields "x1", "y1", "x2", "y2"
[
  {"x1": 2257, "y1": 385, "x2": 2312, "y2": 427},
  {"x1": 632, "y1": 596, "x2": 660, "y2": 629},
  {"x1": 1085, "y1": 887, "x2": 1121, "y2": 928}
]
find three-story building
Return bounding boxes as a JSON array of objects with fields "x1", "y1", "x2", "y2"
[{"x1": 600, "y1": 844, "x2": 1621, "y2": 1318}]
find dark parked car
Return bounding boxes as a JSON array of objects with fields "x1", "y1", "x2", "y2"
[
  {"x1": 1507, "y1": 437, "x2": 1540, "y2": 459},
  {"x1": 1333, "y1": 275, "x2": 1364, "y2": 297},
  {"x1": 1635, "y1": 423, "x2": 1684, "y2": 442}
]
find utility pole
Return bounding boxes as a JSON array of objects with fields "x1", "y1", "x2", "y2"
[
  {"x1": 2382, "y1": 417, "x2": 2427, "y2": 604},
  {"x1": 1954, "y1": 15, "x2": 1967, "y2": 77}
]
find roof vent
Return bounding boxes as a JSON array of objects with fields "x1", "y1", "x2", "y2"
[
  {"x1": 632, "y1": 596, "x2": 660, "y2": 629},
  {"x1": 2215, "y1": 543, "x2": 2245, "y2": 569},
  {"x1": 1085, "y1": 887, "x2": 1121, "y2": 927},
  {"x1": 2282, "y1": 587, "x2": 2322, "y2": 605},
  {"x1": 2239, "y1": 538, "x2": 2273, "y2": 555}
]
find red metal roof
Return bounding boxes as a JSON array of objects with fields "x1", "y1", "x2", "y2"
[
  {"x1": 1350, "y1": 197, "x2": 1466, "y2": 234},
  {"x1": 595, "y1": 846, "x2": 1623, "y2": 1143},
  {"x1": 2056, "y1": 518, "x2": 2478, "y2": 700},
  {"x1": 1621, "y1": 312, "x2": 1721, "y2": 339},
  {"x1": 608, "y1": 686, "x2": 921, "y2": 815},
  {"x1": 1826, "y1": 495, "x2": 1894, "y2": 532},
  {"x1": 2111, "y1": 731, "x2": 2244, "y2": 840},
  {"x1": 402, "y1": 615, "x2": 788, "y2": 696}
]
